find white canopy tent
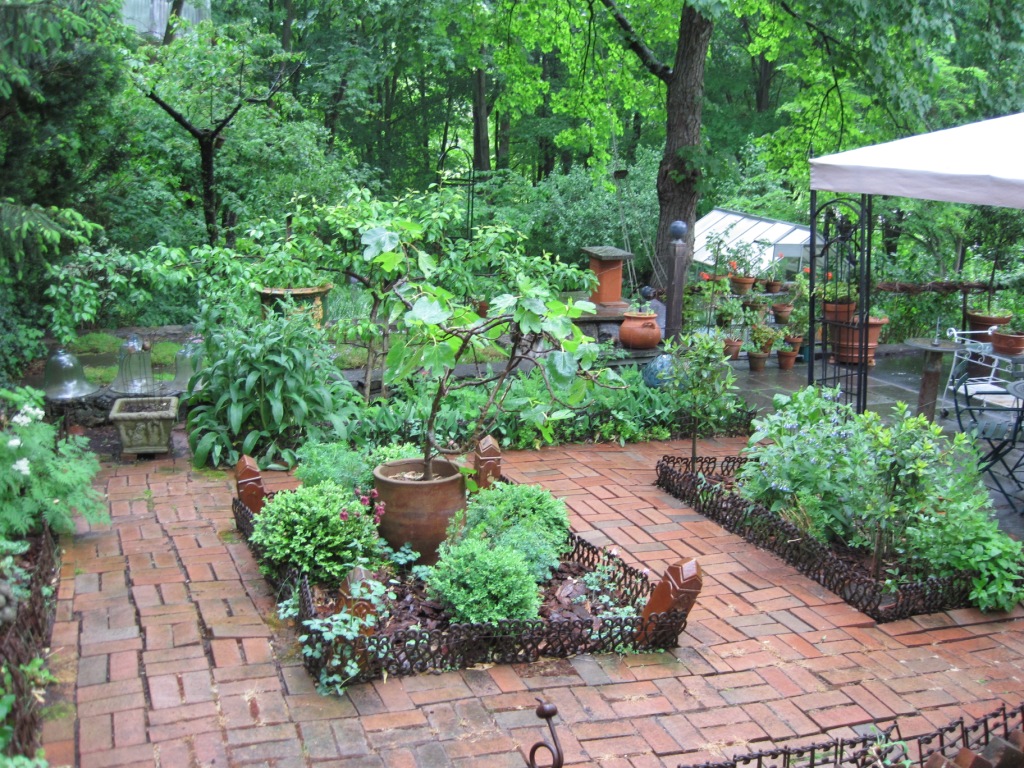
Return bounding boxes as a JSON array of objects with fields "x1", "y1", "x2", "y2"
[{"x1": 810, "y1": 112, "x2": 1024, "y2": 208}]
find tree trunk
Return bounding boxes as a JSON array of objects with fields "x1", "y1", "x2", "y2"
[
  {"x1": 471, "y1": 66, "x2": 492, "y2": 172},
  {"x1": 495, "y1": 111, "x2": 510, "y2": 170},
  {"x1": 162, "y1": 0, "x2": 185, "y2": 45},
  {"x1": 652, "y1": 7, "x2": 713, "y2": 290},
  {"x1": 281, "y1": 0, "x2": 295, "y2": 52},
  {"x1": 199, "y1": 133, "x2": 218, "y2": 245}
]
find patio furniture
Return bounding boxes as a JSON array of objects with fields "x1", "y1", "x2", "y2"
[
  {"x1": 950, "y1": 365, "x2": 1024, "y2": 510},
  {"x1": 904, "y1": 336, "x2": 960, "y2": 421}
]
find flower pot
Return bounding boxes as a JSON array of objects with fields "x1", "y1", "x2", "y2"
[
  {"x1": 258, "y1": 284, "x2": 333, "y2": 328},
  {"x1": 373, "y1": 458, "x2": 467, "y2": 566},
  {"x1": 832, "y1": 317, "x2": 888, "y2": 366},
  {"x1": 823, "y1": 300, "x2": 857, "y2": 324},
  {"x1": 784, "y1": 335, "x2": 804, "y2": 348},
  {"x1": 965, "y1": 310, "x2": 1013, "y2": 376},
  {"x1": 764, "y1": 280, "x2": 783, "y2": 294},
  {"x1": 618, "y1": 312, "x2": 662, "y2": 350},
  {"x1": 776, "y1": 349, "x2": 799, "y2": 371},
  {"x1": 110, "y1": 396, "x2": 179, "y2": 454},
  {"x1": 991, "y1": 330, "x2": 1024, "y2": 357},
  {"x1": 723, "y1": 338, "x2": 742, "y2": 361},
  {"x1": 966, "y1": 310, "x2": 1012, "y2": 333},
  {"x1": 771, "y1": 303, "x2": 794, "y2": 324},
  {"x1": 747, "y1": 351, "x2": 769, "y2": 372},
  {"x1": 741, "y1": 299, "x2": 767, "y2": 321},
  {"x1": 729, "y1": 276, "x2": 756, "y2": 295}
]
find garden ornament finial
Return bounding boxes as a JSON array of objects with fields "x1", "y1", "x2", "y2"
[
  {"x1": 527, "y1": 699, "x2": 564, "y2": 768},
  {"x1": 669, "y1": 220, "x2": 687, "y2": 241}
]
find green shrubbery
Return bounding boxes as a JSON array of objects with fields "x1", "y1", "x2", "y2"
[
  {"x1": 294, "y1": 441, "x2": 419, "y2": 492},
  {"x1": 737, "y1": 386, "x2": 1024, "y2": 612},
  {"x1": 249, "y1": 482, "x2": 388, "y2": 584}
]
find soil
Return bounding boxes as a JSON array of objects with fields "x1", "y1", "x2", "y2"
[{"x1": 309, "y1": 558, "x2": 632, "y2": 635}]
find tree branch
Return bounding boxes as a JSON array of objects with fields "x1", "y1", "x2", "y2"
[
  {"x1": 595, "y1": 0, "x2": 671, "y2": 82},
  {"x1": 146, "y1": 90, "x2": 203, "y2": 141}
]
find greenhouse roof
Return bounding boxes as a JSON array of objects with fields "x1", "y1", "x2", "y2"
[{"x1": 693, "y1": 208, "x2": 810, "y2": 275}]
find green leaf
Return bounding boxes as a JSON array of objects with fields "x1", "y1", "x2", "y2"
[
  {"x1": 544, "y1": 351, "x2": 577, "y2": 388},
  {"x1": 407, "y1": 296, "x2": 452, "y2": 325}
]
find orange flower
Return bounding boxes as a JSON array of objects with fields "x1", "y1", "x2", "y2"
[
  {"x1": 700, "y1": 272, "x2": 711, "y2": 281},
  {"x1": 803, "y1": 267, "x2": 810, "y2": 274},
  {"x1": 729, "y1": 260, "x2": 738, "y2": 271},
  {"x1": 827, "y1": 272, "x2": 833, "y2": 280}
]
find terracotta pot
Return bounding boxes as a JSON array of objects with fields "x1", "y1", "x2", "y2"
[
  {"x1": 991, "y1": 330, "x2": 1024, "y2": 357},
  {"x1": 965, "y1": 310, "x2": 1013, "y2": 376},
  {"x1": 723, "y1": 338, "x2": 742, "y2": 361},
  {"x1": 619, "y1": 312, "x2": 662, "y2": 349},
  {"x1": 373, "y1": 458, "x2": 467, "y2": 566},
  {"x1": 747, "y1": 351, "x2": 769, "y2": 372},
  {"x1": 772, "y1": 303, "x2": 794, "y2": 324},
  {"x1": 729, "y1": 276, "x2": 756, "y2": 295},
  {"x1": 764, "y1": 280, "x2": 783, "y2": 294},
  {"x1": 966, "y1": 310, "x2": 1012, "y2": 333},
  {"x1": 784, "y1": 335, "x2": 804, "y2": 348},
  {"x1": 777, "y1": 349, "x2": 799, "y2": 371},
  {"x1": 832, "y1": 316, "x2": 889, "y2": 366},
  {"x1": 823, "y1": 300, "x2": 857, "y2": 324}
]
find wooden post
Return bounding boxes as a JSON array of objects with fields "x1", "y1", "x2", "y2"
[
  {"x1": 473, "y1": 435, "x2": 502, "y2": 490},
  {"x1": 664, "y1": 221, "x2": 689, "y2": 342}
]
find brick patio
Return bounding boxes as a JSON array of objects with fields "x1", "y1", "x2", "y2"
[{"x1": 41, "y1": 436, "x2": 1024, "y2": 767}]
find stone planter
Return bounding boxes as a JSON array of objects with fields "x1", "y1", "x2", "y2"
[{"x1": 109, "y1": 396, "x2": 179, "y2": 454}]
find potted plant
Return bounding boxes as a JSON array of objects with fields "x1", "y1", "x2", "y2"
[
  {"x1": 358, "y1": 218, "x2": 603, "y2": 564},
  {"x1": 761, "y1": 254, "x2": 786, "y2": 293},
  {"x1": 771, "y1": 299, "x2": 794, "y2": 324},
  {"x1": 714, "y1": 295, "x2": 745, "y2": 329},
  {"x1": 820, "y1": 279, "x2": 859, "y2": 323},
  {"x1": 742, "y1": 341, "x2": 769, "y2": 372},
  {"x1": 776, "y1": 342, "x2": 799, "y2": 371},
  {"x1": 707, "y1": 231, "x2": 759, "y2": 295},
  {"x1": 619, "y1": 300, "x2": 662, "y2": 349},
  {"x1": 990, "y1": 323, "x2": 1024, "y2": 356},
  {"x1": 748, "y1": 322, "x2": 784, "y2": 354},
  {"x1": 832, "y1": 314, "x2": 889, "y2": 366}
]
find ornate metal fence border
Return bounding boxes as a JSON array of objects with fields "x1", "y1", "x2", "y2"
[
  {"x1": 654, "y1": 456, "x2": 975, "y2": 623},
  {"x1": 0, "y1": 527, "x2": 58, "y2": 759},
  {"x1": 681, "y1": 702, "x2": 1024, "y2": 768},
  {"x1": 232, "y1": 497, "x2": 691, "y2": 685}
]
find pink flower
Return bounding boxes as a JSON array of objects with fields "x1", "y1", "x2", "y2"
[{"x1": 339, "y1": 510, "x2": 349, "y2": 522}]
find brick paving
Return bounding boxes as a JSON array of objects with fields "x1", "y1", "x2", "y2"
[{"x1": 42, "y1": 435, "x2": 1024, "y2": 768}]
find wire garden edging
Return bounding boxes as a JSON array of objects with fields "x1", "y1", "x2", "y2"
[
  {"x1": 655, "y1": 455, "x2": 975, "y2": 623},
  {"x1": 681, "y1": 702, "x2": 1024, "y2": 768},
  {"x1": 232, "y1": 497, "x2": 692, "y2": 685},
  {"x1": 0, "y1": 527, "x2": 58, "y2": 760}
]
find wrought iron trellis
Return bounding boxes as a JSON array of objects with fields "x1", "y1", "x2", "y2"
[
  {"x1": 808, "y1": 192, "x2": 873, "y2": 413},
  {"x1": 437, "y1": 145, "x2": 476, "y2": 241}
]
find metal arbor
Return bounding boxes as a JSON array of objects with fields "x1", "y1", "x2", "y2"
[{"x1": 807, "y1": 192, "x2": 873, "y2": 413}]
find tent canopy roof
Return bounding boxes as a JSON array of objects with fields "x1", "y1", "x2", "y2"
[
  {"x1": 810, "y1": 113, "x2": 1024, "y2": 208},
  {"x1": 693, "y1": 208, "x2": 810, "y2": 274}
]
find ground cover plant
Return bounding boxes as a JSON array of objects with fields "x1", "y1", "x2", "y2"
[{"x1": 736, "y1": 386, "x2": 1024, "y2": 612}]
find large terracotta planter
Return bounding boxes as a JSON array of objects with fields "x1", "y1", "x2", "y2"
[
  {"x1": 619, "y1": 312, "x2": 662, "y2": 349},
  {"x1": 823, "y1": 300, "x2": 857, "y2": 324},
  {"x1": 966, "y1": 310, "x2": 1012, "y2": 334},
  {"x1": 373, "y1": 458, "x2": 467, "y2": 566},
  {"x1": 110, "y1": 396, "x2": 179, "y2": 454},
  {"x1": 991, "y1": 330, "x2": 1024, "y2": 357},
  {"x1": 833, "y1": 316, "x2": 889, "y2": 366}
]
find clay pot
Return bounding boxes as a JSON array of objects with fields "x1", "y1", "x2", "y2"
[
  {"x1": 764, "y1": 280, "x2": 783, "y2": 294},
  {"x1": 832, "y1": 316, "x2": 889, "y2": 366},
  {"x1": 619, "y1": 312, "x2": 662, "y2": 349},
  {"x1": 991, "y1": 330, "x2": 1024, "y2": 357},
  {"x1": 258, "y1": 284, "x2": 333, "y2": 328},
  {"x1": 772, "y1": 303, "x2": 794, "y2": 324},
  {"x1": 777, "y1": 349, "x2": 799, "y2": 371},
  {"x1": 747, "y1": 351, "x2": 769, "y2": 372},
  {"x1": 966, "y1": 310, "x2": 1012, "y2": 334},
  {"x1": 723, "y1": 338, "x2": 742, "y2": 361},
  {"x1": 822, "y1": 300, "x2": 857, "y2": 324},
  {"x1": 373, "y1": 459, "x2": 467, "y2": 566},
  {"x1": 729, "y1": 276, "x2": 756, "y2": 295}
]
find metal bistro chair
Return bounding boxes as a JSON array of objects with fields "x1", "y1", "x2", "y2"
[{"x1": 950, "y1": 361, "x2": 1024, "y2": 509}]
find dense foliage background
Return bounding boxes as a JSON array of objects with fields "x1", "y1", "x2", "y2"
[{"x1": 3, "y1": 0, "x2": 1024, "y2": 382}]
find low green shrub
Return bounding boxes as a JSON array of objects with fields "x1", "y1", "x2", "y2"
[
  {"x1": 456, "y1": 482, "x2": 569, "y2": 582},
  {"x1": 737, "y1": 386, "x2": 1024, "y2": 612},
  {"x1": 249, "y1": 482, "x2": 387, "y2": 584},
  {"x1": 294, "y1": 441, "x2": 420, "y2": 492},
  {"x1": 427, "y1": 537, "x2": 541, "y2": 624}
]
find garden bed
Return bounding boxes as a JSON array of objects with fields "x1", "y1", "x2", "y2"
[
  {"x1": 231, "y1": 498, "x2": 692, "y2": 684},
  {"x1": 655, "y1": 456, "x2": 975, "y2": 622}
]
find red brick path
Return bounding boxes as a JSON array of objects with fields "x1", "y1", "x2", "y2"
[{"x1": 42, "y1": 438, "x2": 1024, "y2": 767}]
